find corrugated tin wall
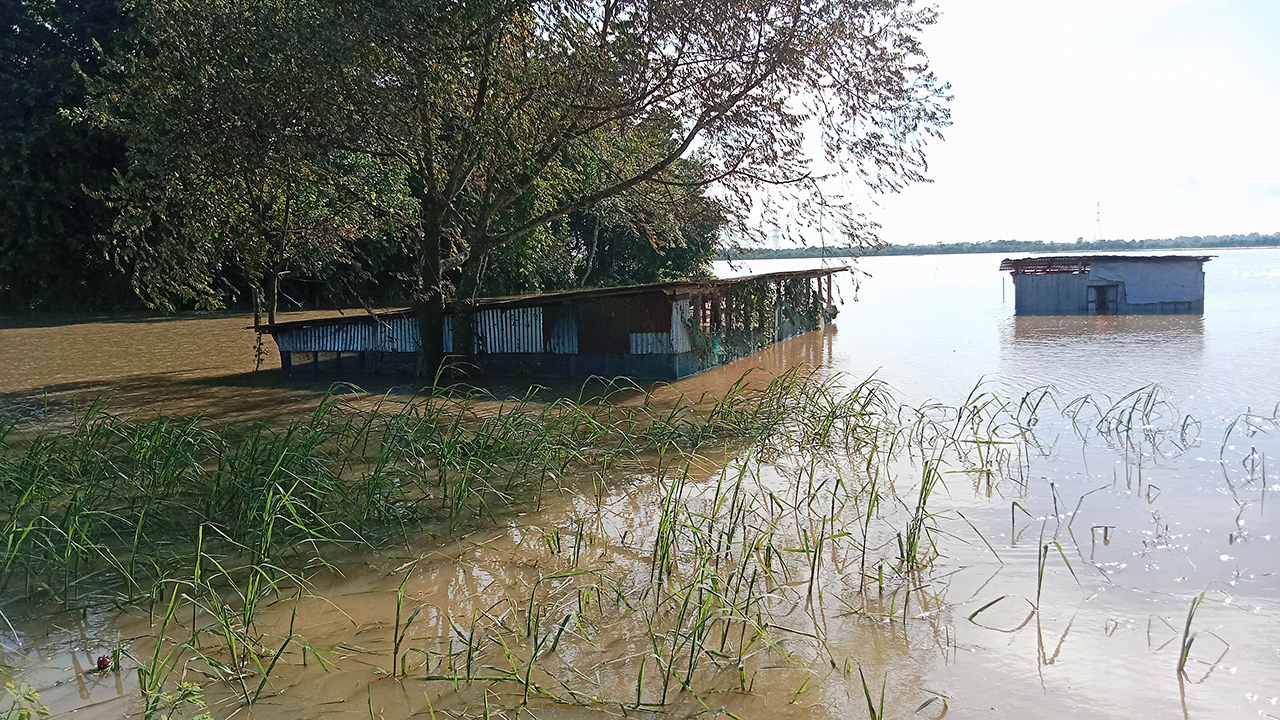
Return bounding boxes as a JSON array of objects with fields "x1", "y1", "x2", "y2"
[
  {"x1": 627, "y1": 299, "x2": 694, "y2": 355},
  {"x1": 1013, "y1": 273, "x2": 1089, "y2": 315},
  {"x1": 272, "y1": 274, "x2": 836, "y2": 369},
  {"x1": 275, "y1": 316, "x2": 418, "y2": 352},
  {"x1": 279, "y1": 308, "x2": 581, "y2": 354},
  {"x1": 669, "y1": 299, "x2": 692, "y2": 353},
  {"x1": 548, "y1": 312, "x2": 578, "y2": 354},
  {"x1": 629, "y1": 332, "x2": 675, "y2": 354},
  {"x1": 472, "y1": 307, "x2": 543, "y2": 354}
]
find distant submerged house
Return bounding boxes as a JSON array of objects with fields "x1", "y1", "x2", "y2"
[{"x1": 1000, "y1": 255, "x2": 1210, "y2": 316}]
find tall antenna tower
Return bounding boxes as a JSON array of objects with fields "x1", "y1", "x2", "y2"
[{"x1": 1092, "y1": 202, "x2": 1102, "y2": 241}]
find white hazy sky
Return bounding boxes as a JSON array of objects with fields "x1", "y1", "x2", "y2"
[{"x1": 864, "y1": 0, "x2": 1280, "y2": 245}]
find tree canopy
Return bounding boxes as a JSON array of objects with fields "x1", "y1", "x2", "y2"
[
  {"x1": 83, "y1": 0, "x2": 415, "y2": 322},
  {"x1": 3, "y1": 0, "x2": 953, "y2": 370},
  {"x1": 305, "y1": 0, "x2": 952, "y2": 365},
  {"x1": 0, "y1": 0, "x2": 131, "y2": 309}
]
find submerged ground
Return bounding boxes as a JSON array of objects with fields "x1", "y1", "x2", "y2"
[{"x1": 2, "y1": 250, "x2": 1279, "y2": 719}]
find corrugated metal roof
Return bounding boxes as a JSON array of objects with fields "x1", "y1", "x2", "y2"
[
  {"x1": 469, "y1": 266, "x2": 847, "y2": 311},
  {"x1": 999, "y1": 255, "x2": 1213, "y2": 274}
]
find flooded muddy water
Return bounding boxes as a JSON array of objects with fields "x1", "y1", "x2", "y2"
[
  {"x1": 719, "y1": 248, "x2": 1280, "y2": 416},
  {"x1": 2, "y1": 249, "x2": 1280, "y2": 719}
]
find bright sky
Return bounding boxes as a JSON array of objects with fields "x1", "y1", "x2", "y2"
[{"x1": 866, "y1": 0, "x2": 1280, "y2": 245}]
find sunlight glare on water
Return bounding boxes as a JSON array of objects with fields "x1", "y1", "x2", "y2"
[
  {"x1": 715, "y1": 248, "x2": 1280, "y2": 418},
  {"x1": 712, "y1": 249, "x2": 1280, "y2": 719}
]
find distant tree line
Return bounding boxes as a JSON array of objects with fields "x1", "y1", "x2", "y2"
[{"x1": 720, "y1": 233, "x2": 1280, "y2": 260}]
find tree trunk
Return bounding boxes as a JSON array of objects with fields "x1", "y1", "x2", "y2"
[
  {"x1": 266, "y1": 267, "x2": 280, "y2": 327},
  {"x1": 251, "y1": 283, "x2": 263, "y2": 328},
  {"x1": 413, "y1": 253, "x2": 446, "y2": 380},
  {"x1": 580, "y1": 215, "x2": 599, "y2": 287},
  {"x1": 409, "y1": 174, "x2": 446, "y2": 381},
  {"x1": 451, "y1": 296, "x2": 476, "y2": 376},
  {"x1": 415, "y1": 296, "x2": 444, "y2": 381},
  {"x1": 452, "y1": 245, "x2": 489, "y2": 376}
]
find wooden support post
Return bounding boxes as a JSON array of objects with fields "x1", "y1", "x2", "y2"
[
  {"x1": 774, "y1": 281, "x2": 783, "y2": 341},
  {"x1": 815, "y1": 278, "x2": 823, "y2": 328}
]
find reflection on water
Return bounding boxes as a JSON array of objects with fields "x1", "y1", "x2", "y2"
[
  {"x1": 0, "y1": 310, "x2": 841, "y2": 424},
  {"x1": 1009, "y1": 313, "x2": 1205, "y2": 340},
  {"x1": 712, "y1": 249, "x2": 1280, "y2": 719},
  {"x1": 653, "y1": 325, "x2": 837, "y2": 404},
  {"x1": 721, "y1": 249, "x2": 1280, "y2": 418},
  {"x1": 1000, "y1": 313, "x2": 1206, "y2": 407}
]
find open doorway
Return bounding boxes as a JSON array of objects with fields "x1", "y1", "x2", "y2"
[{"x1": 1087, "y1": 284, "x2": 1118, "y2": 315}]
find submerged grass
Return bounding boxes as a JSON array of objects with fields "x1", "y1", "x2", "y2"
[
  {"x1": 2, "y1": 368, "x2": 1001, "y2": 608},
  {"x1": 0, "y1": 368, "x2": 1060, "y2": 718},
  {"x1": 1177, "y1": 591, "x2": 1206, "y2": 674}
]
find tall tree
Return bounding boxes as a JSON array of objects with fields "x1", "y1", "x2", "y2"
[
  {"x1": 566, "y1": 157, "x2": 724, "y2": 289},
  {"x1": 335, "y1": 0, "x2": 950, "y2": 371},
  {"x1": 0, "y1": 0, "x2": 130, "y2": 310},
  {"x1": 86, "y1": 0, "x2": 408, "y2": 323},
  {"x1": 86, "y1": 0, "x2": 947, "y2": 373}
]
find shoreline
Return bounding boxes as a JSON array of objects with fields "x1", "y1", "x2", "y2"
[{"x1": 720, "y1": 233, "x2": 1280, "y2": 260}]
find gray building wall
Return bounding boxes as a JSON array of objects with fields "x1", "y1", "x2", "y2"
[
  {"x1": 1012, "y1": 259, "x2": 1205, "y2": 316},
  {"x1": 1013, "y1": 272, "x2": 1091, "y2": 315}
]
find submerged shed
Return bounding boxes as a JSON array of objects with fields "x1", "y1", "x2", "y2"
[
  {"x1": 1000, "y1": 255, "x2": 1210, "y2": 316},
  {"x1": 261, "y1": 268, "x2": 844, "y2": 380}
]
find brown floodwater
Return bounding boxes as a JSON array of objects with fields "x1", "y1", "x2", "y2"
[
  {"x1": 0, "y1": 311, "x2": 328, "y2": 424},
  {"x1": 2, "y1": 250, "x2": 1280, "y2": 719}
]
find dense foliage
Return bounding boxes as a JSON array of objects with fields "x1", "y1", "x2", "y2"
[
  {"x1": 0, "y1": 0, "x2": 728, "y2": 313},
  {"x1": 2, "y1": 0, "x2": 950, "y2": 330},
  {"x1": 0, "y1": 0, "x2": 133, "y2": 310}
]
